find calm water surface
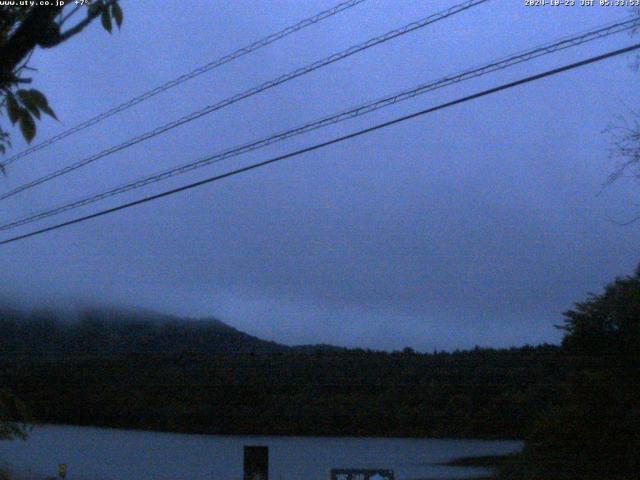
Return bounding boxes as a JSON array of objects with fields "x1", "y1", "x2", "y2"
[{"x1": 0, "y1": 425, "x2": 522, "y2": 480}]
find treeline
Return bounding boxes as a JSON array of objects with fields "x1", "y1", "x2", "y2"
[
  {"x1": 0, "y1": 309, "x2": 567, "y2": 439},
  {"x1": 3, "y1": 262, "x2": 639, "y2": 479}
]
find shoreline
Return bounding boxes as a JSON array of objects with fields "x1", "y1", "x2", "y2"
[{"x1": 20, "y1": 421, "x2": 524, "y2": 442}]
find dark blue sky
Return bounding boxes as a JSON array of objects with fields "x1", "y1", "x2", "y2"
[{"x1": 1, "y1": 0, "x2": 639, "y2": 350}]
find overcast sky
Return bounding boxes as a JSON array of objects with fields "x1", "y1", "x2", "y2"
[{"x1": 1, "y1": 0, "x2": 639, "y2": 351}]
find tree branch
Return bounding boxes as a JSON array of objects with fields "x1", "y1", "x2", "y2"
[
  {"x1": 0, "y1": 6, "x2": 64, "y2": 81},
  {"x1": 50, "y1": 13, "x2": 99, "y2": 47},
  {"x1": 59, "y1": 4, "x2": 82, "y2": 26},
  {"x1": 42, "y1": 0, "x2": 117, "y2": 49}
]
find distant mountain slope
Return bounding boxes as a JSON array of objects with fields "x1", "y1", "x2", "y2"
[
  {"x1": 0, "y1": 304, "x2": 567, "y2": 439},
  {"x1": 0, "y1": 306, "x2": 288, "y2": 356}
]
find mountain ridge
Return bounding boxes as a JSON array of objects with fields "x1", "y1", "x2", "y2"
[
  {"x1": 0, "y1": 305, "x2": 290, "y2": 356},
  {"x1": 0, "y1": 304, "x2": 350, "y2": 356}
]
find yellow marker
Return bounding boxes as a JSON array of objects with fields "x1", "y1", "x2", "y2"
[{"x1": 58, "y1": 464, "x2": 67, "y2": 479}]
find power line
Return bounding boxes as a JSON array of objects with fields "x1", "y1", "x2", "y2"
[
  {"x1": 0, "y1": 0, "x2": 368, "y2": 168},
  {"x1": 0, "y1": 0, "x2": 490, "y2": 202},
  {"x1": 2, "y1": 16, "x2": 638, "y2": 232},
  {"x1": 1, "y1": 41, "x2": 638, "y2": 247}
]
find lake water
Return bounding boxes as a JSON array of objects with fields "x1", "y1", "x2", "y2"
[{"x1": 0, "y1": 425, "x2": 522, "y2": 480}]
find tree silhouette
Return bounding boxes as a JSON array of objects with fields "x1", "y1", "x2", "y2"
[
  {"x1": 0, "y1": 1, "x2": 123, "y2": 156},
  {"x1": 503, "y1": 264, "x2": 640, "y2": 480}
]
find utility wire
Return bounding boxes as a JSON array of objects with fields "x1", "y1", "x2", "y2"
[
  {"x1": 0, "y1": 0, "x2": 489, "y2": 201},
  {"x1": 1, "y1": 16, "x2": 638, "y2": 232},
  {"x1": 0, "y1": 0, "x2": 368, "y2": 168},
  {"x1": 1, "y1": 41, "x2": 638, "y2": 247}
]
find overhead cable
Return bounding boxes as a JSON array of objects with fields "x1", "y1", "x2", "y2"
[
  {"x1": 0, "y1": 0, "x2": 368, "y2": 168},
  {"x1": 2, "y1": 41, "x2": 638, "y2": 246},
  {"x1": 2, "y1": 16, "x2": 637, "y2": 232},
  {"x1": 0, "y1": 0, "x2": 490, "y2": 201}
]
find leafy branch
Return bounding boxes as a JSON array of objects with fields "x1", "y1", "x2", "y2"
[{"x1": 0, "y1": 0, "x2": 123, "y2": 156}]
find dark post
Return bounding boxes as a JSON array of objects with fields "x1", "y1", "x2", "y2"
[{"x1": 244, "y1": 445, "x2": 268, "y2": 480}]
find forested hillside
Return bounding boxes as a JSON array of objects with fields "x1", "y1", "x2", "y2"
[
  {"x1": 0, "y1": 307, "x2": 287, "y2": 356},
  {"x1": 0, "y1": 308, "x2": 566, "y2": 439}
]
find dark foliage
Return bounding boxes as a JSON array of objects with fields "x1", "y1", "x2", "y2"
[
  {"x1": 0, "y1": 388, "x2": 29, "y2": 440},
  {"x1": 501, "y1": 266, "x2": 640, "y2": 480},
  {"x1": 0, "y1": 307, "x2": 565, "y2": 439},
  {"x1": 0, "y1": 1, "x2": 122, "y2": 153}
]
